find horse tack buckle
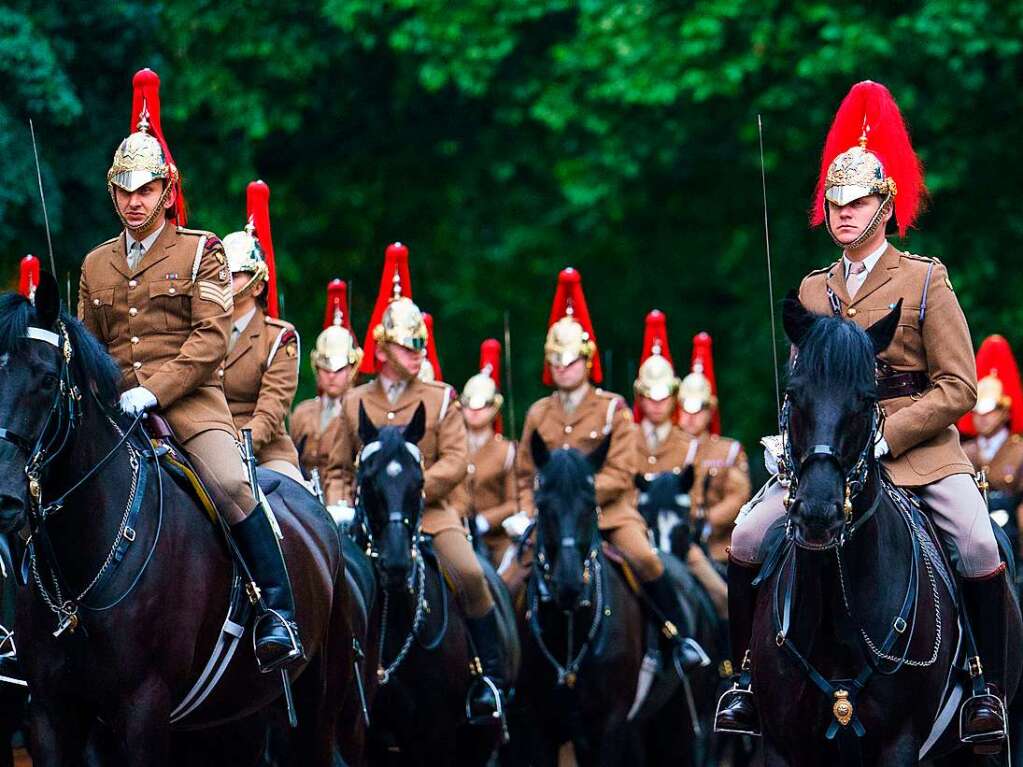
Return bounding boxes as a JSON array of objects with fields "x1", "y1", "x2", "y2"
[{"x1": 832, "y1": 689, "x2": 854, "y2": 727}]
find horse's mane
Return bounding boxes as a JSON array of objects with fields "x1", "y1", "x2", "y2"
[
  {"x1": 538, "y1": 449, "x2": 595, "y2": 499},
  {"x1": 789, "y1": 314, "x2": 877, "y2": 397},
  {"x1": 0, "y1": 292, "x2": 122, "y2": 407}
]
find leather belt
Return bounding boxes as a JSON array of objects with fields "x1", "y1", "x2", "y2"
[{"x1": 876, "y1": 371, "x2": 930, "y2": 401}]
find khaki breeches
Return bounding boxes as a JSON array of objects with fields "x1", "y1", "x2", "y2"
[
  {"x1": 686, "y1": 545, "x2": 728, "y2": 619},
  {"x1": 730, "y1": 473, "x2": 1001, "y2": 578},
  {"x1": 433, "y1": 528, "x2": 495, "y2": 618},
  {"x1": 183, "y1": 430, "x2": 257, "y2": 524},
  {"x1": 262, "y1": 459, "x2": 306, "y2": 486},
  {"x1": 605, "y1": 521, "x2": 664, "y2": 583}
]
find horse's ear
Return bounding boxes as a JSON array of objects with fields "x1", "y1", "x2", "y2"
[
  {"x1": 33, "y1": 272, "x2": 61, "y2": 330},
  {"x1": 530, "y1": 429, "x2": 550, "y2": 469},
  {"x1": 404, "y1": 402, "x2": 427, "y2": 445},
  {"x1": 677, "y1": 464, "x2": 695, "y2": 494},
  {"x1": 587, "y1": 433, "x2": 612, "y2": 473},
  {"x1": 865, "y1": 299, "x2": 902, "y2": 356},
  {"x1": 634, "y1": 473, "x2": 650, "y2": 491},
  {"x1": 357, "y1": 402, "x2": 378, "y2": 445},
  {"x1": 782, "y1": 289, "x2": 816, "y2": 349}
]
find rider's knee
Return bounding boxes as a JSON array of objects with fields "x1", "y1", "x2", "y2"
[
  {"x1": 631, "y1": 546, "x2": 665, "y2": 582},
  {"x1": 961, "y1": 527, "x2": 1003, "y2": 579},
  {"x1": 729, "y1": 522, "x2": 763, "y2": 565}
]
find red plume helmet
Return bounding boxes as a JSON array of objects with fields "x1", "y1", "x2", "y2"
[
  {"x1": 640, "y1": 310, "x2": 673, "y2": 367},
  {"x1": 689, "y1": 332, "x2": 720, "y2": 435},
  {"x1": 361, "y1": 243, "x2": 413, "y2": 374},
  {"x1": 323, "y1": 279, "x2": 352, "y2": 330},
  {"x1": 481, "y1": 338, "x2": 503, "y2": 433},
  {"x1": 958, "y1": 335, "x2": 1023, "y2": 436},
  {"x1": 634, "y1": 310, "x2": 677, "y2": 420},
  {"x1": 422, "y1": 312, "x2": 443, "y2": 382},
  {"x1": 129, "y1": 68, "x2": 187, "y2": 226},
  {"x1": 246, "y1": 180, "x2": 278, "y2": 318},
  {"x1": 19, "y1": 255, "x2": 40, "y2": 299},
  {"x1": 543, "y1": 268, "x2": 602, "y2": 386},
  {"x1": 811, "y1": 80, "x2": 924, "y2": 238}
]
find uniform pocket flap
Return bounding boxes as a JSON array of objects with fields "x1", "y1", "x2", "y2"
[{"x1": 149, "y1": 279, "x2": 188, "y2": 298}]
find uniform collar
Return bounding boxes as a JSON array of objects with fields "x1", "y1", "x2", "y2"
[
  {"x1": 125, "y1": 222, "x2": 166, "y2": 254},
  {"x1": 233, "y1": 305, "x2": 258, "y2": 335},
  {"x1": 641, "y1": 418, "x2": 673, "y2": 451},
  {"x1": 843, "y1": 238, "x2": 889, "y2": 278},
  {"x1": 468, "y1": 427, "x2": 494, "y2": 454},
  {"x1": 979, "y1": 427, "x2": 1010, "y2": 464},
  {"x1": 377, "y1": 373, "x2": 410, "y2": 405},
  {"x1": 557, "y1": 382, "x2": 590, "y2": 415}
]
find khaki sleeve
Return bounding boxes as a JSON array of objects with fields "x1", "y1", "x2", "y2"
[
  {"x1": 480, "y1": 443, "x2": 520, "y2": 527},
  {"x1": 77, "y1": 268, "x2": 100, "y2": 339},
  {"x1": 424, "y1": 392, "x2": 468, "y2": 504},
  {"x1": 516, "y1": 404, "x2": 542, "y2": 517},
  {"x1": 241, "y1": 330, "x2": 299, "y2": 452},
  {"x1": 595, "y1": 402, "x2": 638, "y2": 507},
  {"x1": 883, "y1": 262, "x2": 978, "y2": 459},
  {"x1": 144, "y1": 237, "x2": 232, "y2": 408},
  {"x1": 323, "y1": 402, "x2": 357, "y2": 506},
  {"x1": 706, "y1": 446, "x2": 751, "y2": 529}
]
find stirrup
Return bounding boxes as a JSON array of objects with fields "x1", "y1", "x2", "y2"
[
  {"x1": 959, "y1": 690, "x2": 1007, "y2": 746},
  {"x1": 671, "y1": 637, "x2": 712, "y2": 678},
  {"x1": 252, "y1": 609, "x2": 303, "y2": 674},
  {"x1": 465, "y1": 675, "x2": 510, "y2": 743},
  {"x1": 714, "y1": 683, "x2": 762, "y2": 737}
]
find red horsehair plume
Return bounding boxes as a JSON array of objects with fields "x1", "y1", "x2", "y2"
[
  {"x1": 246, "y1": 180, "x2": 279, "y2": 318},
  {"x1": 130, "y1": 68, "x2": 187, "y2": 226}
]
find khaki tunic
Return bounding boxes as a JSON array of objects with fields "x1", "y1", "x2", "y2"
[
  {"x1": 689, "y1": 433, "x2": 750, "y2": 563},
  {"x1": 517, "y1": 386, "x2": 642, "y2": 530},
  {"x1": 324, "y1": 377, "x2": 469, "y2": 535},
  {"x1": 221, "y1": 307, "x2": 301, "y2": 467},
  {"x1": 78, "y1": 224, "x2": 235, "y2": 441},
  {"x1": 462, "y1": 434, "x2": 518, "y2": 561},
  {"x1": 963, "y1": 434, "x2": 1023, "y2": 539},
  {"x1": 799, "y1": 244, "x2": 976, "y2": 486},
  {"x1": 290, "y1": 397, "x2": 343, "y2": 480}
]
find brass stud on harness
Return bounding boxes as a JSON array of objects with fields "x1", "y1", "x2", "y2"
[
  {"x1": 832, "y1": 689, "x2": 853, "y2": 727},
  {"x1": 843, "y1": 483, "x2": 853, "y2": 524}
]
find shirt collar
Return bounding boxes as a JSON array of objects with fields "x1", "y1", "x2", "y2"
[
  {"x1": 125, "y1": 222, "x2": 165, "y2": 253},
  {"x1": 377, "y1": 373, "x2": 408, "y2": 403},
  {"x1": 468, "y1": 428, "x2": 494, "y2": 454},
  {"x1": 843, "y1": 239, "x2": 888, "y2": 278},
  {"x1": 557, "y1": 382, "x2": 590, "y2": 414},
  {"x1": 641, "y1": 418, "x2": 672, "y2": 450},
  {"x1": 979, "y1": 427, "x2": 1010, "y2": 463},
  {"x1": 234, "y1": 306, "x2": 258, "y2": 335}
]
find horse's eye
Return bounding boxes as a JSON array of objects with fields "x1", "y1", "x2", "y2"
[{"x1": 41, "y1": 373, "x2": 58, "y2": 389}]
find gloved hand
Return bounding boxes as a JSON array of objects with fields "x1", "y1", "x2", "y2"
[
  {"x1": 502, "y1": 511, "x2": 531, "y2": 539},
  {"x1": 874, "y1": 437, "x2": 890, "y2": 459},
  {"x1": 119, "y1": 387, "x2": 158, "y2": 416},
  {"x1": 475, "y1": 515, "x2": 491, "y2": 535},
  {"x1": 326, "y1": 502, "x2": 356, "y2": 526},
  {"x1": 760, "y1": 434, "x2": 784, "y2": 476}
]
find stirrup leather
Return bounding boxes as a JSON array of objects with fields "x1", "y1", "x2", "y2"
[
  {"x1": 959, "y1": 690, "x2": 1007, "y2": 745},
  {"x1": 465, "y1": 674, "x2": 510, "y2": 743},
  {"x1": 252, "y1": 609, "x2": 303, "y2": 673}
]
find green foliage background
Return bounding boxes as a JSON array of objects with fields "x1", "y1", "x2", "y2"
[{"x1": 3, "y1": 0, "x2": 1022, "y2": 475}]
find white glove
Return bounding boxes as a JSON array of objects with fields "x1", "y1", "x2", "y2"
[
  {"x1": 119, "y1": 386, "x2": 158, "y2": 416},
  {"x1": 760, "y1": 434, "x2": 784, "y2": 476},
  {"x1": 874, "y1": 437, "x2": 890, "y2": 459},
  {"x1": 502, "y1": 511, "x2": 531, "y2": 539},
  {"x1": 327, "y1": 502, "x2": 356, "y2": 526},
  {"x1": 475, "y1": 515, "x2": 491, "y2": 535}
]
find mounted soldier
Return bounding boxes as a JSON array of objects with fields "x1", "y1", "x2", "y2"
[
  {"x1": 323, "y1": 242, "x2": 508, "y2": 718},
  {"x1": 633, "y1": 310, "x2": 727, "y2": 619},
  {"x1": 514, "y1": 268, "x2": 705, "y2": 672},
  {"x1": 677, "y1": 332, "x2": 751, "y2": 568},
  {"x1": 77, "y1": 68, "x2": 302, "y2": 673},
  {"x1": 459, "y1": 339, "x2": 518, "y2": 568},
  {"x1": 960, "y1": 335, "x2": 1023, "y2": 553},
  {"x1": 290, "y1": 279, "x2": 362, "y2": 484},
  {"x1": 717, "y1": 80, "x2": 1010, "y2": 751},
  {"x1": 221, "y1": 180, "x2": 304, "y2": 485}
]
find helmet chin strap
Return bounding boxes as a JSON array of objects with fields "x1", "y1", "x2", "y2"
[
  {"x1": 824, "y1": 195, "x2": 893, "y2": 250},
  {"x1": 381, "y1": 343, "x2": 419, "y2": 382},
  {"x1": 109, "y1": 181, "x2": 173, "y2": 235},
  {"x1": 231, "y1": 273, "x2": 262, "y2": 299}
]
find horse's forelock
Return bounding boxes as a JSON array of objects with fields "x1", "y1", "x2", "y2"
[
  {"x1": 789, "y1": 315, "x2": 876, "y2": 397},
  {"x1": 538, "y1": 448, "x2": 594, "y2": 498}
]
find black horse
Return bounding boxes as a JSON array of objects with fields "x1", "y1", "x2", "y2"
[
  {"x1": 506, "y1": 431, "x2": 646, "y2": 766},
  {"x1": 747, "y1": 293, "x2": 1022, "y2": 765},
  {"x1": 0, "y1": 277, "x2": 350, "y2": 766},
  {"x1": 349, "y1": 403, "x2": 517, "y2": 767}
]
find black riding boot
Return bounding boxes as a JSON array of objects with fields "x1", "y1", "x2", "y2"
[
  {"x1": 466, "y1": 607, "x2": 507, "y2": 725},
  {"x1": 960, "y1": 569, "x2": 1010, "y2": 752},
  {"x1": 715, "y1": 556, "x2": 761, "y2": 736},
  {"x1": 643, "y1": 573, "x2": 710, "y2": 675},
  {"x1": 231, "y1": 508, "x2": 305, "y2": 673}
]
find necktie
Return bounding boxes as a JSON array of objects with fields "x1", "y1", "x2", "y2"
[
  {"x1": 387, "y1": 382, "x2": 403, "y2": 405},
  {"x1": 846, "y1": 260, "x2": 868, "y2": 299},
  {"x1": 320, "y1": 399, "x2": 337, "y2": 431},
  {"x1": 127, "y1": 240, "x2": 144, "y2": 271}
]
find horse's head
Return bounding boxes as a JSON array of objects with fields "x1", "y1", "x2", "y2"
[
  {"x1": 635, "y1": 465, "x2": 696, "y2": 553},
  {"x1": 356, "y1": 401, "x2": 427, "y2": 588},
  {"x1": 781, "y1": 290, "x2": 900, "y2": 549},
  {"x1": 530, "y1": 429, "x2": 609, "y2": 612}
]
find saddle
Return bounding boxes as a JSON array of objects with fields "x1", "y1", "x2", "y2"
[{"x1": 143, "y1": 415, "x2": 219, "y2": 524}]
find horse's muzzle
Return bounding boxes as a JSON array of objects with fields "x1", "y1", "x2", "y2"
[{"x1": 790, "y1": 498, "x2": 845, "y2": 550}]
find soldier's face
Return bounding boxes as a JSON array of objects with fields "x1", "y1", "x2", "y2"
[
  {"x1": 827, "y1": 195, "x2": 890, "y2": 246},
  {"x1": 679, "y1": 408, "x2": 713, "y2": 437},
  {"x1": 551, "y1": 358, "x2": 588, "y2": 391},
  {"x1": 463, "y1": 405, "x2": 498, "y2": 431},
  {"x1": 114, "y1": 180, "x2": 175, "y2": 233},
  {"x1": 316, "y1": 366, "x2": 351, "y2": 399},
  {"x1": 638, "y1": 395, "x2": 674, "y2": 425},
  {"x1": 377, "y1": 342, "x2": 424, "y2": 380},
  {"x1": 974, "y1": 407, "x2": 1010, "y2": 438}
]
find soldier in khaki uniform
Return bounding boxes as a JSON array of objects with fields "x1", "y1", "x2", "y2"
[
  {"x1": 960, "y1": 335, "x2": 1023, "y2": 553},
  {"x1": 718, "y1": 82, "x2": 1008, "y2": 747},
  {"x1": 324, "y1": 243, "x2": 507, "y2": 717},
  {"x1": 459, "y1": 339, "x2": 518, "y2": 568},
  {"x1": 220, "y1": 180, "x2": 303, "y2": 485},
  {"x1": 634, "y1": 311, "x2": 727, "y2": 619},
  {"x1": 290, "y1": 279, "x2": 362, "y2": 484},
  {"x1": 514, "y1": 269, "x2": 705, "y2": 671},
  {"x1": 77, "y1": 69, "x2": 302, "y2": 672},
  {"x1": 678, "y1": 333, "x2": 751, "y2": 565}
]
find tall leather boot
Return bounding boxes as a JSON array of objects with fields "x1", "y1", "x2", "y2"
[
  {"x1": 714, "y1": 556, "x2": 761, "y2": 735},
  {"x1": 232, "y1": 508, "x2": 305, "y2": 673},
  {"x1": 960, "y1": 567, "x2": 1010, "y2": 753},
  {"x1": 465, "y1": 607, "x2": 507, "y2": 724},
  {"x1": 643, "y1": 572, "x2": 711, "y2": 675}
]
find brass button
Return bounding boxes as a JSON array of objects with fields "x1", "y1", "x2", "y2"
[
  {"x1": 387, "y1": 412, "x2": 395, "y2": 420},
  {"x1": 132, "y1": 361, "x2": 141, "y2": 370},
  {"x1": 130, "y1": 336, "x2": 139, "y2": 345},
  {"x1": 467, "y1": 464, "x2": 476, "y2": 475},
  {"x1": 168, "y1": 287, "x2": 176, "y2": 295},
  {"x1": 1005, "y1": 474, "x2": 1014, "y2": 484},
  {"x1": 564, "y1": 425, "x2": 573, "y2": 434},
  {"x1": 846, "y1": 307, "x2": 857, "y2": 318},
  {"x1": 129, "y1": 307, "x2": 138, "y2": 317},
  {"x1": 562, "y1": 443, "x2": 570, "y2": 450},
  {"x1": 647, "y1": 456, "x2": 656, "y2": 465},
  {"x1": 217, "y1": 369, "x2": 224, "y2": 378},
  {"x1": 128, "y1": 279, "x2": 138, "y2": 288},
  {"x1": 589, "y1": 431, "x2": 598, "y2": 439},
  {"x1": 92, "y1": 298, "x2": 100, "y2": 306}
]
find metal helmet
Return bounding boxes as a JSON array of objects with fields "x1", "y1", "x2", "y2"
[
  {"x1": 975, "y1": 375, "x2": 1010, "y2": 417},
  {"x1": 362, "y1": 243, "x2": 430, "y2": 373},
  {"x1": 224, "y1": 181, "x2": 278, "y2": 311},
  {"x1": 542, "y1": 268, "x2": 601, "y2": 385},
  {"x1": 223, "y1": 225, "x2": 268, "y2": 296},
  {"x1": 417, "y1": 358, "x2": 436, "y2": 382},
  {"x1": 679, "y1": 365, "x2": 716, "y2": 414},
  {"x1": 461, "y1": 339, "x2": 504, "y2": 411},
  {"x1": 374, "y1": 295, "x2": 428, "y2": 353},
  {"x1": 967, "y1": 336, "x2": 1023, "y2": 435},
  {"x1": 633, "y1": 310, "x2": 679, "y2": 403},
  {"x1": 311, "y1": 279, "x2": 362, "y2": 373},
  {"x1": 812, "y1": 81, "x2": 923, "y2": 248},
  {"x1": 107, "y1": 69, "x2": 186, "y2": 232}
]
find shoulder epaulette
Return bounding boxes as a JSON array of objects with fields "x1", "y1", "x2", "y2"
[
  {"x1": 804, "y1": 264, "x2": 832, "y2": 277},
  {"x1": 85, "y1": 235, "x2": 120, "y2": 259},
  {"x1": 265, "y1": 316, "x2": 294, "y2": 330},
  {"x1": 901, "y1": 252, "x2": 935, "y2": 263},
  {"x1": 176, "y1": 226, "x2": 216, "y2": 239}
]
